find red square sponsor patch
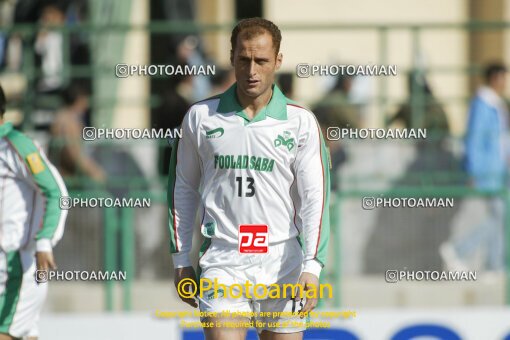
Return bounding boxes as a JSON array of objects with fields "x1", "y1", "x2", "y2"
[{"x1": 238, "y1": 225, "x2": 268, "y2": 253}]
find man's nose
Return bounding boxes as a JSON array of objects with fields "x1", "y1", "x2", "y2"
[{"x1": 248, "y1": 61, "x2": 257, "y2": 76}]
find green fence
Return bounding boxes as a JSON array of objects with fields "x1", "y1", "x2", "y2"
[
  {"x1": 66, "y1": 190, "x2": 118, "y2": 311},
  {"x1": 67, "y1": 186, "x2": 509, "y2": 311},
  {"x1": 333, "y1": 187, "x2": 510, "y2": 307},
  {"x1": 1, "y1": 20, "x2": 510, "y2": 129},
  {"x1": 2, "y1": 19, "x2": 510, "y2": 310}
]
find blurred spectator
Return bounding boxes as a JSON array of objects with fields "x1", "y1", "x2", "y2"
[
  {"x1": 164, "y1": 0, "x2": 196, "y2": 47},
  {"x1": 163, "y1": 0, "x2": 212, "y2": 102},
  {"x1": 388, "y1": 71, "x2": 456, "y2": 186},
  {"x1": 365, "y1": 72, "x2": 460, "y2": 273},
  {"x1": 0, "y1": 25, "x2": 6, "y2": 69},
  {"x1": 175, "y1": 35, "x2": 213, "y2": 102},
  {"x1": 4, "y1": 33, "x2": 23, "y2": 71},
  {"x1": 0, "y1": 0, "x2": 21, "y2": 71},
  {"x1": 313, "y1": 74, "x2": 361, "y2": 130},
  {"x1": 49, "y1": 81, "x2": 106, "y2": 185},
  {"x1": 441, "y1": 63, "x2": 509, "y2": 272},
  {"x1": 312, "y1": 75, "x2": 360, "y2": 189},
  {"x1": 67, "y1": 0, "x2": 90, "y2": 66},
  {"x1": 389, "y1": 71, "x2": 450, "y2": 135},
  {"x1": 153, "y1": 66, "x2": 191, "y2": 176},
  {"x1": 14, "y1": 0, "x2": 44, "y2": 23},
  {"x1": 34, "y1": 3, "x2": 66, "y2": 93}
]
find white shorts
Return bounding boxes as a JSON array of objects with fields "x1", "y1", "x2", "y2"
[
  {"x1": 198, "y1": 237, "x2": 306, "y2": 333},
  {"x1": 0, "y1": 246, "x2": 47, "y2": 338}
]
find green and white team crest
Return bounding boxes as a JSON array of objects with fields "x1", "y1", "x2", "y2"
[
  {"x1": 205, "y1": 287, "x2": 225, "y2": 301},
  {"x1": 202, "y1": 221, "x2": 216, "y2": 237},
  {"x1": 206, "y1": 127, "x2": 224, "y2": 139},
  {"x1": 274, "y1": 131, "x2": 295, "y2": 151}
]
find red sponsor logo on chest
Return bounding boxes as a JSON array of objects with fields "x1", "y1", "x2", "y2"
[{"x1": 238, "y1": 225, "x2": 268, "y2": 253}]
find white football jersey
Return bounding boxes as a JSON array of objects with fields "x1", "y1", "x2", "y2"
[
  {"x1": 168, "y1": 83, "x2": 330, "y2": 278},
  {"x1": 0, "y1": 122, "x2": 67, "y2": 252}
]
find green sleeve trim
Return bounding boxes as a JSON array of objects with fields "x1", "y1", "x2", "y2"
[
  {"x1": 167, "y1": 138, "x2": 180, "y2": 253},
  {"x1": 7, "y1": 130, "x2": 64, "y2": 240},
  {"x1": 315, "y1": 132, "x2": 331, "y2": 267},
  {"x1": 0, "y1": 252, "x2": 22, "y2": 331}
]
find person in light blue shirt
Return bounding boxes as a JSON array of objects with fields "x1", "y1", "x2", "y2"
[
  {"x1": 441, "y1": 63, "x2": 509, "y2": 272},
  {"x1": 465, "y1": 64, "x2": 509, "y2": 191}
]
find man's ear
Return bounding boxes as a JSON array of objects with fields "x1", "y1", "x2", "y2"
[
  {"x1": 230, "y1": 50, "x2": 234, "y2": 66},
  {"x1": 275, "y1": 52, "x2": 283, "y2": 70}
]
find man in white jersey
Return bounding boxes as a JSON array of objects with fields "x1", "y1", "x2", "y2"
[
  {"x1": 169, "y1": 18, "x2": 330, "y2": 340},
  {"x1": 0, "y1": 84, "x2": 68, "y2": 340}
]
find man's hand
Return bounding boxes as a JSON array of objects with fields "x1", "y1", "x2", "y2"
[
  {"x1": 36, "y1": 251, "x2": 57, "y2": 272},
  {"x1": 295, "y1": 272, "x2": 319, "y2": 318},
  {"x1": 174, "y1": 266, "x2": 198, "y2": 308}
]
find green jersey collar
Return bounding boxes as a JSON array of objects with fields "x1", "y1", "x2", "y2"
[
  {"x1": 0, "y1": 122, "x2": 13, "y2": 138},
  {"x1": 217, "y1": 83, "x2": 288, "y2": 122}
]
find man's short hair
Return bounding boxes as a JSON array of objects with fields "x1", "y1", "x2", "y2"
[
  {"x1": 0, "y1": 84, "x2": 5, "y2": 117},
  {"x1": 484, "y1": 62, "x2": 507, "y2": 83},
  {"x1": 62, "y1": 80, "x2": 90, "y2": 106},
  {"x1": 230, "y1": 17, "x2": 282, "y2": 55}
]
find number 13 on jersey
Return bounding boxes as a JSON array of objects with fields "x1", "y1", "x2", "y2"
[{"x1": 235, "y1": 176, "x2": 255, "y2": 197}]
